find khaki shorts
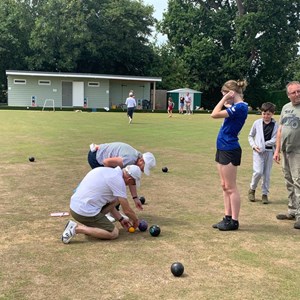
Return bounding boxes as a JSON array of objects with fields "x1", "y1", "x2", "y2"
[{"x1": 70, "y1": 209, "x2": 115, "y2": 232}]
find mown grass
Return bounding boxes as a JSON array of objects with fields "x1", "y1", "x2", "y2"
[{"x1": 1, "y1": 110, "x2": 300, "y2": 300}]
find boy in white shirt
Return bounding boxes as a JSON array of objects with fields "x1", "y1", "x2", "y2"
[{"x1": 248, "y1": 102, "x2": 278, "y2": 204}]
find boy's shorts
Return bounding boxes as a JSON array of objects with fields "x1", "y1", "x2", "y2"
[
  {"x1": 215, "y1": 147, "x2": 242, "y2": 166},
  {"x1": 70, "y1": 209, "x2": 115, "y2": 232}
]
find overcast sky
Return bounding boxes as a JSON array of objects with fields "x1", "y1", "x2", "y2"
[
  {"x1": 143, "y1": 0, "x2": 168, "y2": 44},
  {"x1": 143, "y1": 0, "x2": 168, "y2": 20}
]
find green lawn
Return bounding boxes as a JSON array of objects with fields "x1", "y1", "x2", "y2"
[{"x1": 1, "y1": 110, "x2": 300, "y2": 300}]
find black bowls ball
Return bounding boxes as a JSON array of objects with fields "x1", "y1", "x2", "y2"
[
  {"x1": 139, "y1": 196, "x2": 146, "y2": 205},
  {"x1": 149, "y1": 225, "x2": 161, "y2": 237},
  {"x1": 171, "y1": 262, "x2": 184, "y2": 277},
  {"x1": 162, "y1": 167, "x2": 168, "y2": 173}
]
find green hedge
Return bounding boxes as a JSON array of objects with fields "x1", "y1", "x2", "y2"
[
  {"x1": 265, "y1": 90, "x2": 289, "y2": 111},
  {"x1": 246, "y1": 88, "x2": 288, "y2": 112}
]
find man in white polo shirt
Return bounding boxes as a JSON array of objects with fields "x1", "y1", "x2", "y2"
[{"x1": 62, "y1": 165, "x2": 141, "y2": 244}]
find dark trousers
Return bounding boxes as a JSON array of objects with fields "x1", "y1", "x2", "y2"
[
  {"x1": 87, "y1": 150, "x2": 103, "y2": 169},
  {"x1": 127, "y1": 107, "x2": 134, "y2": 118}
]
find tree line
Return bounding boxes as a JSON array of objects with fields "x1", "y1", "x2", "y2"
[{"x1": 0, "y1": 0, "x2": 299, "y2": 109}]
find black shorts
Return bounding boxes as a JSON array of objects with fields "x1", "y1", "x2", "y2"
[
  {"x1": 215, "y1": 147, "x2": 242, "y2": 166},
  {"x1": 88, "y1": 150, "x2": 103, "y2": 169}
]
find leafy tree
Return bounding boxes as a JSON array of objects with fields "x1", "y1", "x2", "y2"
[
  {"x1": 1, "y1": 0, "x2": 156, "y2": 75},
  {"x1": 148, "y1": 43, "x2": 188, "y2": 90},
  {"x1": 0, "y1": 0, "x2": 32, "y2": 89},
  {"x1": 76, "y1": 0, "x2": 156, "y2": 75},
  {"x1": 234, "y1": 0, "x2": 300, "y2": 89},
  {"x1": 161, "y1": 0, "x2": 300, "y2": 108},
  {"x1": 28, "y1": 0, "x2": 157, "y2": 74},
  {"x1": 27, "y1": 0, "x2": 90, "y2": 71},
  {"x1": 286, "y1": 55, "x2": 300, "y2": 82}
]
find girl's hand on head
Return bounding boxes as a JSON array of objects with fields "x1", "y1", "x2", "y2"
[{"x1": 223, "y1": 90, "x2": 234, "y2": 100}]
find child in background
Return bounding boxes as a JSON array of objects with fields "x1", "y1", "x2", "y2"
[
  {"x1": 248, "y1": 102, "x2": 278, "y2": 204},
  {"x1": 167, "y1": 97, "x2": 174, "y2": 117},
  {"x1": 179, "y1": 96, "x2": 185, "y2": 114}
]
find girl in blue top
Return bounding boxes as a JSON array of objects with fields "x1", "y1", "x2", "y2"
[{"x1": 211, "y1": 79, "x2": 248, "y2": 231}]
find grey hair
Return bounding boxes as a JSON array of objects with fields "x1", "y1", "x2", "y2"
[{"x1": 286, "y1": 81, "x2": 300, "y2": 93}]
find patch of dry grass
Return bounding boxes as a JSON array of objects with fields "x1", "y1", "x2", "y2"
[{"x1": 1, "y1": 110, "x2": 300, "y2": 300}]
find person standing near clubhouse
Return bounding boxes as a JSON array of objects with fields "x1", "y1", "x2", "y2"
[
  {"x1": 88, "y1": 142, "x2": 156, "y2": 210},
  {"x1": 248, "y1": 102, "x2": 278, "y2": 204},
  {"x1": 184, "y1": 92, "x2": 192, "y2": 115},
  {"x1": 125, "y1": 91, "x2": 136, "y2": 124},
  {"x1": 167, "y1": 97, "x2": 174, "y2": 117},
  {"x1": 211, "y1": 79, "x2": 248, "y2": 231},
  {"x1": 179, "y1": 96, "x2": 185, "y2": 114},
  {"x1": 274, "y1": 81, "x2": 300, "y2": 229},
  {"x1": 61, "y1": 165, "x2": 142, "y2": 244}
]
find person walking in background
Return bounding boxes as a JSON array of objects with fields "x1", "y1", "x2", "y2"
[
  {"x1": 61, "y1": 165, "x2": 142, "y2": 244},
  {"x1": 125, "y1": 91, "x2": 136, "y2": 124},
  {"x1": 211, "y1": 79, "x2": 248, "y2": 231},
  {"x1": 167, "y1": 97, "x2": 174, "y2": 117},
  {"x1": 184, "y1": 92, "x2": 192, "y2": 115},
  {"x1": 273, "y1": 81, "x2": 300, "y2": 229},
  {"x1": 179, "y1": 96, "x2": 185, "y2": 114},
  {"x1": 248, "y1": 102, "x2": 278, "y2": 204}
]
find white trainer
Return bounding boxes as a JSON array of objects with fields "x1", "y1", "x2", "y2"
[
  {"x1": 106, "y1": 213, "x2": 116, "y2": 222},
  {"x1": 120, "y1": 212, "x2": 129, "y2": 221},
  {"x1": 62, "y1": 220, "x2": 77, "y2": 244},
  {"x1": 90, "y1": 143, "x2": 97, "y2": 152}
]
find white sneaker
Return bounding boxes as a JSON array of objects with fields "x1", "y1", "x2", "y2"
[
  {"x1": 120, "y1": 212, "x2": 129, "y2": 221},
  {"x1": 90, "y1": 143, "x2": 97, "y2": 152},
  {"x1": 106, "y1": 213, "x2": 116, "y2": 222},
  {"x1": 62, "y1": 220, "x2": 77, "y2": 244}
]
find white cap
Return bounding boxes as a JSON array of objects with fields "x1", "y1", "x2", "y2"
[
  {"x1": 129, "y1": 92, "x2": 134, "y2": 97},
  {"x1": 142, "y1": 152, "x2": 156, "y2": 175},
  {"x1": 125, "y1": 165, "x2": 142, "y2": 187}
]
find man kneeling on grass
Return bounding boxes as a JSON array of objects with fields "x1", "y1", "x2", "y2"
[{"x1": 61, "y1": 165, "x2": 141, "y2": 244}]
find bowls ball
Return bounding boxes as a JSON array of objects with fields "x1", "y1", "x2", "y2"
[
  {"x1": 139, "y1": 196, "x2": 146, "y2": 205},
  {"x1": 138, "y1": 220, "x2": 148, "y2": 232},
  {"x1": 149, "y1": 225, "x2": 161, "y2": 237},
  {"x1": 128, "y1": 227, "x2": 135, "y2": 233},
  {"x1": 171, "y1": 262, "x2": 184, "y2": 277},
  {"x1": 29, "y1": 157, "x2": 35, "y2": 162},
  {"x1": 162, "y1": 167, "x2": 168, "y2": 173}
]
